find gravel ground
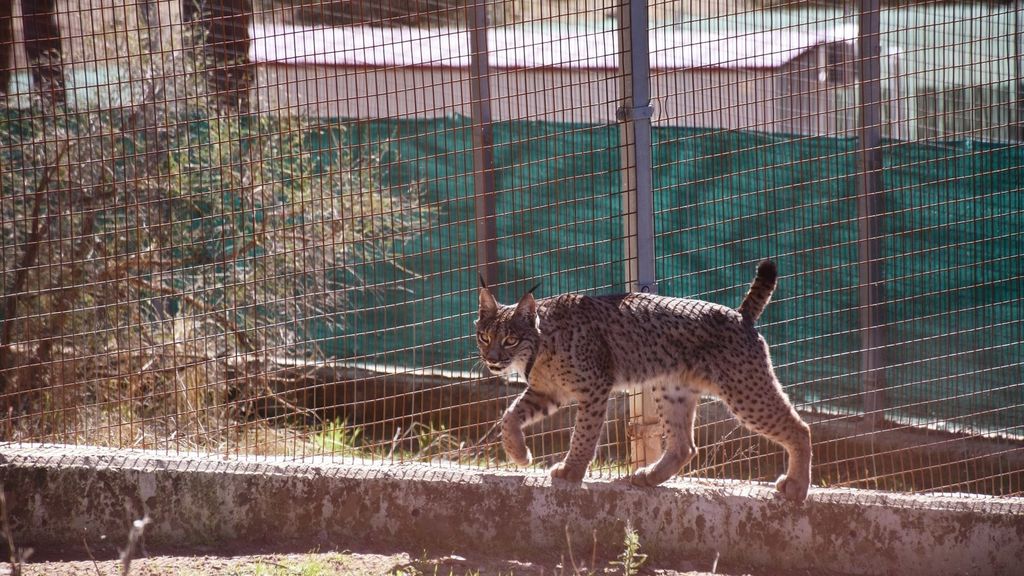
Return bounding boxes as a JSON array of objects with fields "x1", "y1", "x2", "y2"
[
  {"x1": 12, "y1": 545, "x2": 742, "y2": 576},
  {"x1": 19, "y1": 551, "x2": 410, "y2": 576}
]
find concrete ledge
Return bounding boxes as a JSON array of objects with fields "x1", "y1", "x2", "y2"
[{"x1": 2, "y1": 444, "x2": 1022, "y2": 575}]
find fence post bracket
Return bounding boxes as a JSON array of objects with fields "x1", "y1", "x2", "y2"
[{"x1": 616, "y1": 103, "x2": 655, "y2": 122}]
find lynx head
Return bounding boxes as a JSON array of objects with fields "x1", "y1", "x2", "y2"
[{"x1": 476, "y1": 278, "x2": 540, "y2": 378}]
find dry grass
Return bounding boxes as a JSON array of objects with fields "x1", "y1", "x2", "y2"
[
  {"x1": 0, "y1": 4, "x2": 433, "y2": 457},
  {"x1": 0, "y1": 106, "x2": 432, "y2": 454},
  {"x1": 1, "y1": 484, "x2": 32, "y2": 576}
]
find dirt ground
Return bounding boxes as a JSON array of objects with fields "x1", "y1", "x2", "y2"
[{"x1": 14, "y1": 545, "x2": 745, "y2": 576}]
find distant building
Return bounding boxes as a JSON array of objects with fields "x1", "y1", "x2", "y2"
[
  {"x1": 252, "y1": 5, "x2": 1022, "y2": 142},
  {"x1": 251, "y1": 20, "x2": 860, "y2": 136}
]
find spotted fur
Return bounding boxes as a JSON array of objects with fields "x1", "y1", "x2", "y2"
[{"x1": 476, "y1": 260, "x2": 812, "y2": 502}]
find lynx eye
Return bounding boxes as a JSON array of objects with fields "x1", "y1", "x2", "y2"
[
  {"x1": 502, "y1": 335, "x2": 520, "y2": 347},
  {"x1": 477, "y1": 333, "x2": 491, "y2": 345}
]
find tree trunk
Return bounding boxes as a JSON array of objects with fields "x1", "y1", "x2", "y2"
[
  {"x1": 0, "y1": 0, "x2": 13, "y2": 94},
  {"x1": 198, "y1": 0, "x2": 253, "y2": 113},
  {"x1": 22, "y1": 0, "x2": 64, "y2": 103}
]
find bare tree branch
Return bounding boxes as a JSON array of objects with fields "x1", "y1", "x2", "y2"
[{"x1": 0, "y1": 141, "x2": 70, "y2": 398}]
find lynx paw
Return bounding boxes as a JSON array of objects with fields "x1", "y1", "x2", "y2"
[
  {"x1": 549, "y1": 461, "x2": 586, "y2": 484},
  {"x1": 627, "y1": 467, "x2": 664, "y2": 488},
  {"x1": 502, "y1": 429, "x2": 532, "y2": 467},
  {"x1": 775, "y1": 474, "x2": 809, "y2": 502}
]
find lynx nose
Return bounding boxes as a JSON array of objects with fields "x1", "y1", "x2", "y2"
[
  {"x1": 483, "y1": 344, "x2": 499, "y2": 360},
  {"x1": 484, "y1": 347, "x2": 508, "y2": 372}
]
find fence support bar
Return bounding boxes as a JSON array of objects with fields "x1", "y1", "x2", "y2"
[
  {"x1": 856, "y1": 0, "x2": 888, "y2": 430},
  {"x1": 619, "y1": 6, "x2": 656, "y2": 296},
  {"x1": 1014, "y1": 0, "x2": 1023, "y2": 141},
  {"x1": 618, "y1": 0, "x2": 660, "y2": 469},
  {"x1": 469, "y1": 1, "x2": 497, "y2": 285}
]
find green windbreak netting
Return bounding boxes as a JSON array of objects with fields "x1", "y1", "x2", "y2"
[
  {"x1": 333, "y1": 117, "x2": 1022, "y2": 436},
  {"x1": 336, "y1": 118, "x2": 625, "y2": 370},
  {"x1": 652, "y1": 131, "x2": 1022, "y2": 434}
]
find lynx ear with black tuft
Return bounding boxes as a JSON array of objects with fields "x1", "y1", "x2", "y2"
[
  {"x1": 527, "y1": 282, "x2": 541, "y2": 295},
  {"x1": 479, "y1": 273, "x2": 488, "y2": 290},
  {"x1": 478, "y1": 281, "x2": 498, "y2": 319},
  {"x1": 514, "y1": 287, "x2": 538, "y2": 323}
]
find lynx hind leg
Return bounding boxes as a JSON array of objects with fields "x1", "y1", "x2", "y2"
[
  {"x1": 630, "y1": 381, "x2": 699, "y2": 487},
  {"x1": 721, "y1": 365, "x2": 812, "y2": 502}
]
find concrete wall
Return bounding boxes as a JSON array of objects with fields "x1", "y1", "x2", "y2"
[{"x1": 3, "y1": 444, "x2": 1022, "y2": 575}]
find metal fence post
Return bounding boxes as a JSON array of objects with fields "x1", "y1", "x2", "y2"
[
  {"x1": 469, "y1": 1, "x2": 498, "y2": 285},
  {"x1": 856, "y1": 0, "x2": 888, "y2": 430},
  {"x1": 1014, "y1": 0, "x2": 1023, "y2": 141},
  {"x1": 618, "y1": 0, "x2": 660, "y2": 469}
]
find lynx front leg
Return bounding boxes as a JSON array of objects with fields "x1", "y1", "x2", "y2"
[
  {"x1": 630, "y1": 387, "x2": 699, "y2": 487},
  {"x1": 502, "y1": 387, "x2": 562, "y2": 466},
  {"x1": 550, "y1": 395, "x2": 611, "y2": 484}
]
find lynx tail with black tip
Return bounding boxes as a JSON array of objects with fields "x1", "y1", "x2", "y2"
[{"x1": 737, "y1": 259, "x2": 778, "y2": 324}]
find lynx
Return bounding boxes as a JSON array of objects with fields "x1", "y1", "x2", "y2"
[{"x1": 476, "y1": 260, "x2": 812, "y2": 502}]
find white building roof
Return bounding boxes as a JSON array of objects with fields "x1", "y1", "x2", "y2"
[{"x1": 250, "y1": 22, "x2": 856, "y2": 71}]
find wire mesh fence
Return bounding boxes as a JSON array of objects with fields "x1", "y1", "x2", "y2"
[{"x1": 1, "y1": 0, "x2": 1021, "y2": 498}]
